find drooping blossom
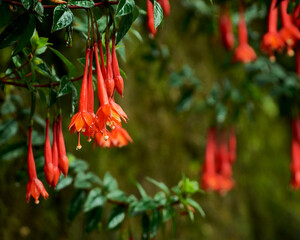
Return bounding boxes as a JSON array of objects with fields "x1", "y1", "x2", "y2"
[
  {"x1": 147, "y1": 0, "x2": 157, "y2": 37},
  {"x1": 233, "y1": 7, "x2": 257, "y2": 63},
  {"x1": 44, "y1": 118, "x2": 54, "y2": 185},
  {"x1": 51, "y1": 121, "x2": 61, "y2": 188},
  {"x1": 261, "y1": 0, "x2": 284, "y2": 61},
  {"x1": 112, "y1": 33, "x2": 124, "y2": 97},
  {"x1": 202, "y1": 127, "x2": 220, "y2": 191},
  {"x1": 94, "y1": 42, "x2": 128, "y2": 139},
  {"x1": 26, "y1": 127, "x2": 49, "y2": 204},
  {"x1": 110, "y1": 125, "x2": 133, "y2": 147},
  {"x1": 291, "y1": 118, "x2": 300, "y2": 189},
  {"x1": 94, "y1": 131, "x2": 112, "y2": 148},
  {"x1": 57, "y1": 115, "x2": 69, "y2": 177},
  {"x1": 69, "y1": 48, "x2": 95, "y2": 150},
  {"x1": 157, "y1": 0, "x2": 170, "y2": 16},
  {"x1": 216, "y1": 130, "x2": 234, "y2": 193},
  {"x1": 219, "y1": 6, "x2": 235, "y2": 50},
  {"x1": 279, "y1": 0, "x2": 300, "y2": 56},
  {"x1": 98, "y1": 40, "x2": 107, "y2": 78},
  {"x1": 105, "y1": 39, "x2": 115, "y2": 98}
]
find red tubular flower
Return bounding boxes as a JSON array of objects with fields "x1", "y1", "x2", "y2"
[
  {"x1": 217, "y1": 130, "x2": 234, "y2": 193},
  {"x1": 202, "y1": 127, "x2": 220, "y2": 191},
  {"x1": 228, "y1": 127, "x2": 237, "y2": 163},
  {"x1": 57, "y1": 115, "x2": 69, "y2": 177},
  {"x1": 94, "y1": 131, "x2": 112, "y2": 148},
  {"x1": 69, "y1": 48, "x2": 94, "y2": 150},
  {"x1": 292, "y1": 3, "x2": 300, "y2": 28},
  {"x1": 261, "y1": 0, "x2": 284, "y2": 61},
  {"x1": 233, "y1": 7, "x2": 257, "y2": 63},
  {"x1": 105, "y1": 39, "x2": 115, "y2": 98},
  {"x1": 157, "y1": 0, "x2": 170, "y2": 16},
  {"x1": 110, "y1": 125, "x2": 133, "y2": 147},
  {"x1": 279, "y1": 0, "x2": 300, "y2": 56},
  {"x1": 98, "y1": 40, "x2": 107, "y2": 79},
  {"x1": 219, "y1": 7, "x2": 235, "y2": 50},
  {"x1": 147, "y1": 0, "x2": 157, "y2": 37},
  {"x1": 51, "y1": 121, "x2": 61, "y2": 188},
  {"x1": 26, "y1": 127, "x2": 49, "y2": 204},
  {"x1": 112, "y1": 34, "x2": 124, "y2": 97},
  {"x1": 44, "y1": 118, "x2": 54, "y2": 185},
  {"x1": 291, "y1": 119, "x2": 300, "y2": 189},
  {"x1": 94, "y1": 43, "x2": 128, "y2": 138}
]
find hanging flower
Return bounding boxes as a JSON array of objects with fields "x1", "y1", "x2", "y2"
[
  {"x1": 44, "y1": 118, "x2": 54, "y2": 185},
  {"x1": 279, "y1": 0, "x2": 300, "y2": 56},
  {"x1": 26, "y1": 127, "x2": 49, "y2": 204},
  {"x1": 112, "y1": 33, "x2": 124, "y2": 97},
  {"x1": 219, "y1": 6, "x2": 235, "y2": 50},
  {"x1": 157, "y1": 0, "x2": 170, "y2": 16},
  {"x1": 110, "y1": 125, "x2": 133, "y2": 147},
  {"x1": 94, "y1": 131, "x2": 112, "y2": 148},
  {"x1": 147, "y1": 0, "x2": 157, "y2": 37},
  {"x1": 202, "y1": 127, "x2": 220, "y2": 191},
  {"x1": 261, "y1": 0, "x2": 284, "y2": 61},
  {"x1": 233, "y1": 7, "x2": 257, "y2": 63},
  {"x1": 105, "y1": 39, "x2": 115, "y2": 98},
  {"x1": 57, "y1": 115, "x2": 69, "y2": 177},
  {"x1": 69, "y1": 48, "x2": 95, "y2": 150},
  {"x1": 51, "y1": 121, "x2": 61, "y2": 188}
]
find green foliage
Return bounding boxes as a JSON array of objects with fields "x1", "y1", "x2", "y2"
[{"x1": 52, "y1": 5, "x2": 73, "y2": 32}]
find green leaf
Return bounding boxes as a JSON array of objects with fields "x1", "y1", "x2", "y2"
[
  {"x1": 69, "y1": 159, "x2": 89, "y2": 173},
  {"x1": 103, "y1": 172, "x2": 118, "y2": 192},
  {"x1": 162, "y1": 206, "x2": 175, "y2": 222},
  {"x1": 52, "y1": 5, "x2": 73, "y2": 32},
  {"x1": 116, "y1": 0, "x2": 135, "y2": 17},
  {"x1": 107, "y1": 190, "x2": 128, "y2": 202},
  {"x1": 74, "y1": 172, "x2": 92, "y2": 189},
  {"x1": 58, "y1": 76, "x2": 73, "y2": 97},
  {"x1": 150, "y1": 210, "x2": 162, "y2": 238},
  {"x1": 1, "y1": 99, "x2": 16, "y2": 115},
  {"x1": 0, "y1": 120, "x2": 18, "y2": 144},
  {"x1": 85, "y1": 207, "x2": 102, "y2": 233},
  {"x1": 146, "y1": 177, "x2": 170, "y2": 195},
  {"x1": 84, "y1": 188, "x2": 106, "y2": 212},
  {"x1": 70, "y1": 0, "x2": 94, "y2": 8},
  {"x1": 116, "y1": 13, "x2": 133, "y2": 44},
  {"x1": 31, "y1": 31, "x2": 49, "y2": 55},
  {"x1": 136, "y1": 182, "x2": 148, "y2": 199},
  {"x1": 49, "y1": 47, "x2": 76, "y2": 77},
  {"x1": 21, "y1": 0, "x2": 32, "y2": 10},
  {"x1": 154, "y1": 0, "x2": 163, "y2": 29},
  {"x1": 133, "y1": 198, "x2": 158, "y2": 213},
  {"x1": 71, "y1": 84, "x2": 78, "y2": 114},
  {"x1": 68, "y1": 190, "x2": 86, "y2": 221},
  {"x1": 185, "y1": 198, "x2": 205, "y2": 217},
  {"x1": 141, "y1": 213, "x2": 150, "y2": 240},
  {"x1": 34, "y1": 2, "x2": 44, "y2": 16},
  {"x1": 0, "y1": 13, "x2": 30, "y2": 49},
  {"x1": 56, "y1": 175, "x2": 73, "y2": 191},
  {"x1": 0, "y1": 3, "x2": 11, "y2": 28},
  {"x1": 0, "y1": 141, "x2": 26, "y2": 162},
  {"x1": 107, "y1": 206, "x2": 126, "y2": 230}
]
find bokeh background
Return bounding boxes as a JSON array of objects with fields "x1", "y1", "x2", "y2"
[{"x1": 2, "y1": 0, "x2": 300, "y2": 239}]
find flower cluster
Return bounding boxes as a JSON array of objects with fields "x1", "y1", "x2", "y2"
[
  {"x1": 261, "y1": 0, "x2": 300, "y2": 61},
  {"x1": 147, "y1": 0, "x2": 170, "y2": 37},
  {"x1": 69, "y1": 29, "x2": 132, "y2": 149},
  {"x1": 219, "y1": 5, "x2": 256, "y2": 63},
  {"x1": 26, "y1": 115, "x2": 69, "y2": 203},
  {"x1": 201, "y1": 127, "x2": 237, "y2": 194}
]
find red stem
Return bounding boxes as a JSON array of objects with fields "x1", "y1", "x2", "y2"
[{"x1": 268, "y1": 0, "x2": 278, "y2": 32}]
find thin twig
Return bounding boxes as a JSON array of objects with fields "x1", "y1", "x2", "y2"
[{"x1": 2, "y1": 0, "x2": 118, "y2": 9}]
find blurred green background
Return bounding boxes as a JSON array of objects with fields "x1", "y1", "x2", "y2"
[{"x1": 2, "y1": 0, "x2": 300, "y2": 239}]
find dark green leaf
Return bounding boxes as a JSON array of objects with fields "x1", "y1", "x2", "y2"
[
  {"x1": 107, "y1": 206, "x2": 126, "y2": 230},
  {"x1": 49, "y1": 47, "x2": 76, "y2": 77},
  {"x1": 84, "y1": 188, "x2": 106, "y2": 212},
  {"x1": 70, "y1": 0, "x2": 94, "y2": 8},
  {"x1": 150, "y1": 210, "x2": 162, "y2": 238},
  {"x1": 34, "y1": 2, "x2": 44, "y2": 16},
  {"x1": 49, "y1": 89, "x2": 58, "y2": 107},
  {"x1": 0, "y1": 13, "x2": 30, "y2": 49},
  {"x1": 58, "y1": 76, "x2": 73, "y2": 97},
  {"x1": 1, "y1": 99, "x2": 16, "y2": 115},
  {"x1": 136, "y1": 182, "x2": 148, "y2": 199},
  {"x1": 56, "y1": 175, "x2": 73, "y2": 190},
  {"x1": 107, "y1": 190, "x2": 128, "y2": 202},
  {"x1": 68, "y1": 190, "x2": 86, "y2": 221},
  {"x1": 0, "y1": 3, "x2": 11, "y2": 28},
  {"x1": 85, "y1": 207, "x2": 102, "y2": 233},
  {"x1": 141, "y1": 213, "x2": 150, "y2": 240},
  {"x1": 103, "y1": 172, "x2": 118, "y2": 192},
  {"x1": 0, "y1": 120, "x2": 18, "y2": 144},
  {"x1": 133, "y1": 198, "x2": 158, "y2": 213},
  {"x1": 38, "y1": 89, "x2": 47, "y2": 107},
  {"x1": 74, "y1": 172, "x2": 92, "y2": 189},
  {"x1": 21, "y1": 0, "x2": 32, "y2": 10},
  {"x1": 52, "y1": 5, "x2": 73, "y2": 32},
  {"x1": 71, "y1": 83, "x2": 78, "y2": 114},
  {"x1": 116, "y1": 13, "x2": 133, "y2": 44},
  {"x1": 162, "y1": 206, "x2": 175, "y2": 222},
  {"x1": 0, "y1": 141, "x2": 26, "y2": 162},
  {"x1": 116, "y1": 0, "x2": 135, "y2": 17},
  {"x1": 154, "y1": 0, "x2": 163, "y2": 29},
  {"x1": 186, "y1": 198, "x2": 205, "y2": 217},
  {"x1": 69, "y1": 159, "x2": 88, "y2": 173},
  {"x1": 146, "y1": 177, "x2": 170, "y2": 195}
]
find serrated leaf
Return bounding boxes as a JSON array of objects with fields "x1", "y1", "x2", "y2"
[
  {"x1": 146, "y1": 177, "x2": 170, "y2": 195},
  {"x1": 107, "y1": 206, "x2": 126, "y2": 229},
  {"x1": 49, "y1": 47, "x2": 76, "y2": 77},
  {"x1": 70, "y1": 0, "x2": 94, "y2": 8},
  {"x1": 84, "y1": 188, "x2": 106, "y2": 212},
  {"x1": 154, "y1": 0, "x2": 163, "y2": 29},
  {"x1": 116, "y1": 0, "x2": 135, "y2": 17},
  {"x1": 52, "y1": 5, "x2": 73, "y2": 32}
]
